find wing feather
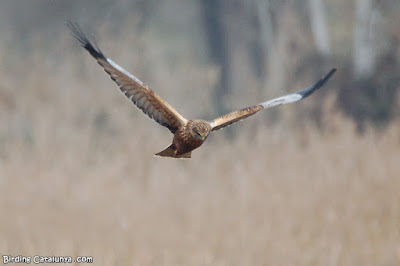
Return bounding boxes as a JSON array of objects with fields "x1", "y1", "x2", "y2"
[
  {"x1": 209, "y1": 105, "x2": 263, "y2": 131},
  {"x1": 210, "y1": 68, "x2": 336, "y2": 131},
  {"x1": 66, "y1": 21, "x2": 187, "y2": 133}
]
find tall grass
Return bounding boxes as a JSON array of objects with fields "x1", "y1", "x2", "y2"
[{"x1": 0, "y1": 29, "x2": 399, "y2": 266}]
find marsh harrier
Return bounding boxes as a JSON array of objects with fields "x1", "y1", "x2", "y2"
[{"x1": 67, "y1": 21, "x2": 336, "y2": 158}]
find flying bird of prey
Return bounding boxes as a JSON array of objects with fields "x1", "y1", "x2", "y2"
[{"x1": 67, "y1": 21, "x2": 336, "y2": 159}]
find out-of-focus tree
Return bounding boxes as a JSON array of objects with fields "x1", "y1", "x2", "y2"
[
  {"x1": 253, "y1": 0, "x2": 283, "y2": 97},
  {"x1": 201, "y1": 0, "x2": 230, "y2": 116},
  {"x1": 336, "y1": 0, "x2": 400, "y2": 131},
  {"x1": 308, "y1": 0, "x2": 331, "y2": 56},
  {"x1": 201, "y1": 0, "x2": 263, "y2": 118},
  {"x1": 353, "y1": 0, "x2": 376, "y2": 78}
]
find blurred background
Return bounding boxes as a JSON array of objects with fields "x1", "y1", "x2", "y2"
[{"x1": 0, "y1": 0, "x2": 399, "y2": 265}]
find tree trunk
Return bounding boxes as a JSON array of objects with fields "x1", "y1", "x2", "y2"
[
  {"x1": 201, "y1": 0, "x2": 231, "y2": 116},
  {"x1": 308, "y1": 0, "x2": 330, "y2": 56},
  {"x1": 353, "y1": 0, "x2": 375, "y2": 79},
  {"x1": 201, "y1": 0, "x2": 258, "y2": 116}
]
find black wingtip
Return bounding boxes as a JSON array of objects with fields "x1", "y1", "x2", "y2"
[
  {"x1": 66, "y1": 20, "x2": 106, "y2": 60},
  {"x1": 324, "y1": 68, "x2": 337, "y2": 82},
  {"x1": 297, "y1": 68, "x2": 337, "y2": 98}
]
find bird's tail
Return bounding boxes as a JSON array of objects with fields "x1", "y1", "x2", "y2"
[{"x1": 155, "y1": 145, "x2": 191, "y2": 159}]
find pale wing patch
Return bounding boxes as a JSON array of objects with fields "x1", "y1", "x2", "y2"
[
  {"x1": 260, "y1": 94, "x2": 302, "y2": 108},
  {"x1": 107, "y1": 59, "x2": 144, "y2": 86}
]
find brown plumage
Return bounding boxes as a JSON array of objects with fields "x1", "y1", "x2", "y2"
[
  {"x1": 67, "y1": 21, "x2": 336, "y2": 159},
  {"x1": 156, "y1": 120, "x2": 212, "y2": 158}
]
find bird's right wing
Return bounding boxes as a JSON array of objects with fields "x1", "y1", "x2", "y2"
[
  {"x1": 66, "y1": 21, "x2": 187, "y2": 134},
  {"x1": 209, "y1": 68, "x2": 336, "y2": 131}
]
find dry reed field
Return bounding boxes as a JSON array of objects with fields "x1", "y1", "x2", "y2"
[{"x1": 0, "y1": 27, "x2": 400, "y2": 265}]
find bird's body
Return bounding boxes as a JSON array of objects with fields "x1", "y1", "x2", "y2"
[
  {"x1": 156, "y1": 120, "x2": 212, "y2": 158},
  {"x1": 67, "y1": 21, "x2": 336, "y2": 159}
]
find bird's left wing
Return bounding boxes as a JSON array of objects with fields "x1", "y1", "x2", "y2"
[
  {"x1": 66, "y1": 21, "x2": 187, "y2": 134},
  {"x1": 209, "y1": 68, "x2": 336, "y2": 131}
]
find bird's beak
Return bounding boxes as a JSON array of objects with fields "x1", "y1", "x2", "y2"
[{"x1": 200, "y1": 135, "x2": 205, "y2": 143}]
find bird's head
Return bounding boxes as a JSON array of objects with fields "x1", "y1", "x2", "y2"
[{"x1": 190, "y1": 121, "x2": 211, "y2": 143}]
